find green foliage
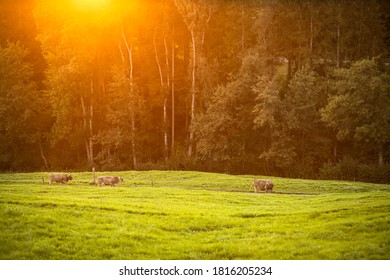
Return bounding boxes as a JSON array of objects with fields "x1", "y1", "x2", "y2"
[
  {"x1": 320, "y1": 157, "x2": 390, "y2": 184},
  {"x1": 194, "y1": 52, "x2": 264, "y2": 165},
  {"x1": 321, "y1": 58, "x2": 390, "y2": 164},
  {"x1": 0, "y1": 41, "x2": 48, "y2": 170},
  {"x1": 0, "y1": 42, "x2": 37, "y2": 137},
  {"x1": 252, "y1": 66, "x2": 330, "y2": 176},
  {"x1": 1, "y1": 1, "x2": 390, "y2": 180},
  {"x1": 285, "y1": 66, "x2": 325, "y2": 129},
  {"x1": 94, "y1": 64, "x2": 144, "y2": 168},
  {"x1": 283, "y1": 67, "x2": 330, "y2": 173},
  {"x1": 322, "y1": 58, "x2": 390, "y2": 143},
  {"x1": 253, "y1": 75, "x2": 282, "y2": 129},
  {"x1": 0, "y1": 171, "x2": 389, "y2": 259}
]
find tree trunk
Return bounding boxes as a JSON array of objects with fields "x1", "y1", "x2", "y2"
[
  {"x1": 164, "y1": 37, "x2": 170, "y2": 88},
  {"x1": 301, "y1": 132, "x2": 305, "y2": 165},
  {"x1": 154, "y1": 26, "x2": 170, "y2": 163},
  {"x1": 89, "y1": 75, "x2": 94, "y2": 165},
  {"x1": 171, "y1": 27, "x2": 175, "y2": 155},
  {"x1": 287, "y1": 56, "x2": 292, "y2": 81},
  {"x1": 358, "y1": 1, "x2": 363, "y2": 57},
  {"x1": 163, "y1": 35, "x2": 171, "y2": 162},
  {"x1": 130, "y1": 110, "x2": 137, "y2": 169},
  {"x1": 153, "y1": 27, "x2": 164, "y2": 86},
  {"x1": 188, "y1": 27, "x2": 196, "y2": 157},
  {"x1": 80, "y1": 95, "x2": 93, "y2": 164},
  {"x1": 241, "y1": 1, "x2": 245, "y2": 51},
  {"x1": 39, "y1": 137, "x2": 49, "y2": 170},
  {"x1": 378, "y1": 145, "x2": 384, "y2": 166},
  {"x1": 164, "y1": 98, "x2": 169, "y2": 162},
  {"x1": 85, "y1": 139, "x2": 91, "y2": 165},
  {"x1": 336, "y1": 1, "x2": 341, "y2": 68},
  {"x1": 309, "y1": 0, "x2": 313, "y2": 65},
  {"x1": 173, "y1": 0, "x2": 215, "y2": 157},
  {"x1": 121, "y1": 27, "x2": 138, "y2": 169}
]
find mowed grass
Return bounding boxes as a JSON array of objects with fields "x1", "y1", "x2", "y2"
[{"x1": 0, "y1": 171, "x2": 389, "y2": 260}]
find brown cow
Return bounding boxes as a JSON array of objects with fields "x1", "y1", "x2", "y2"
[
  {"x1": 49, "y1": 173, "x2": 73, "y2": 185},
  {"x1": 97, "y1": 176, "x2": 124, "y2": 186},
  {"x1": 253, "y1": 179, "x2": 274, "y2": 193}
]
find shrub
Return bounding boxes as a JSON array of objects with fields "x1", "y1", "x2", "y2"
[{"x1": 319, "y1": 157, "x2": 390, "y2": 183}]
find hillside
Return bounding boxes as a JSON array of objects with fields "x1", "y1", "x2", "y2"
[{"x1": 0, "y1": 171, "x2": 389, "y2": 259}]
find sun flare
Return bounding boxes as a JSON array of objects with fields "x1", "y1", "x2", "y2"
[{"x1": 71, "y1": 0, "x2": 111, "y2": 10}]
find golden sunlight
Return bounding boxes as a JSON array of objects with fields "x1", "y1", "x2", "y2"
[{"x1": 71, "y1": 0, "x2": 111, "y2": 10}]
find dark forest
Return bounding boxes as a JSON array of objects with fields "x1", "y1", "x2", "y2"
[{"x1": 1, "y1": 0, "x2": 390, "y2": 183}]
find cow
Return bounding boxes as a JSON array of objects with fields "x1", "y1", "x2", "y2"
[
  {"x1": 97, "y1": 176, "x2": 124, "y2": 186},
  {"x1": 49, "y1": 173, "x2": 73, "y2": 185},
  {"x1": 253, "y1": 179, "x2": 274, "y2": 193}
]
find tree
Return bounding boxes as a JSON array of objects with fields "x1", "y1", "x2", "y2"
[
  {"x1": 314, "y1": 0, "x2": 385, "y2": 68},
  {"x1": 194, "y1": 51, "x2": 264, "y2": 171},
  {"x1": 283, "y1": 66, "x2": 329, "y2": 175},
  {"x1": 321, "y1": 58, "x2": 390, "y2": 165},
  {"x1": 0, "y1": 0, "x2": 388, "y2": 178},
  {"x1": 153, "y1": 0, "x2": 177, "y2": 162},
  {"x1": 35, "y1": 0, "x2": 118, "y2": 167},
  {"x1": 94, "y1": 63, "x2": 144, "y2": 170},
  {"x1": 253, "y1": 75, "x2": 292, "y2": 174},
  {"x1": 0, "y1": 41, "x2": 49, "y2": 169},
  {"x1": 173, "y1": 0, "x2": 217, "y2": 157}
]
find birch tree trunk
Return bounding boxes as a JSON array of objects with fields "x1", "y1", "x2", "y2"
[
  {"x1": 309, "y1": 0, "x2": 313, "y2": 65},
  {"x1": 188, "y1": 27, "x2": 196, "y2": 157},
  {"x1": 121, "y1": 27, "x2": 138, "y2": 169},
  {"x1": 173, "y1": 0, "x2": 216, "y2": 158},
  {"x1": 333, "y1": 1, "x2": 342, "y2": 160},
  {"x1": 336, "y1": 1, "x2": 341, "y2": 68},
  {"x1": 153, "y1": 27, "x2": 169, "y2": 162},
  {"x1": 80, "y1": 95, "x2": 93, "y2": 164},
  {"x1": 171, "y1": 27, "x2": 175, "y2": 155},
  {"x1": 378, "y1": 145, "x2": 384, "y2": 166},
  {"x1": 89, "y1": 75, "x2": 94, "y2": 164},
  {"x1": 164, "y1": 98, "x2": 169, "y2": 161},
  {"x1": 39, "y1": 137, "x2": 49, "y2": 170}
]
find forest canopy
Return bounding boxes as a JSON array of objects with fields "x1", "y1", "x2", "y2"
[{"x1": 0, "y1": 0, "x2": 390, "y2": 183}]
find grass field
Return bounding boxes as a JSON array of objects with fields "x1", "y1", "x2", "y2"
[{"x1": 0, "y1": 171, "x2": 389, "y2": 260}]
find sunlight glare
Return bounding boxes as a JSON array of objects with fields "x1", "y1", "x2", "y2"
[{"x1": 71, "y1": 0, "x2": 111, "y2": 10}]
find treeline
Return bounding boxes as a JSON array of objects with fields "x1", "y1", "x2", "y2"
[{"x1": 1, "y1": 0, "x2": 390, "y2": 183}]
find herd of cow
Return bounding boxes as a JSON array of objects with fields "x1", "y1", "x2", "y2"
[
  {"x1": 48, "y1": 173, "x2": 274, "y2": 192},
  {"x1": 48, "y1": 173, "x2": 124, "y2": 186}
]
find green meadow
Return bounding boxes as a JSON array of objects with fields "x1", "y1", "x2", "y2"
[{"x1": 0, "y1": 171, "x2": 389, "y2": 260}]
